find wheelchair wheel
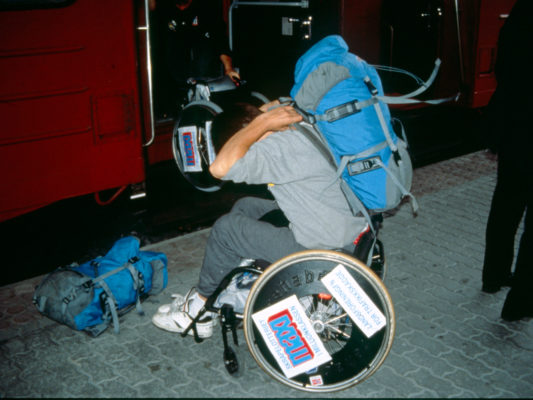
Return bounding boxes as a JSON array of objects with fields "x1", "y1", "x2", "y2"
[
  {"x1": 172, "y1": 100, "x2": 224, "y2": 192},
  {"x1": 248, "y1": 91, "x2": 270, "y2": 106},
  {"x1": 243, "y1": 250, "x2": 395, "y2": 393},
  {"x1": 370, "y1": 239, "x2": 387, "y2": 281}
]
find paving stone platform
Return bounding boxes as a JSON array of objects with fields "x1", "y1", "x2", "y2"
[{"x1": 1, "y1": 151, "x2": 532, "y2": 398}]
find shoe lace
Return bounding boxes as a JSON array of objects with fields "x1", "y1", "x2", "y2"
[{"x1": 167, "y1": 294, "x2": 185, "y2": 313}]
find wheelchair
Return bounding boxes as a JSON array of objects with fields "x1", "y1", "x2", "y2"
[
  {"x1": 179, "y1": 214, "x2": 393, "y2": 393},
  {"x1": 171, "y1": 75, "x2": 269, "y2": 192},
  {"x1": 171, "y1": 77, "x2": 395, "y2": 392}
]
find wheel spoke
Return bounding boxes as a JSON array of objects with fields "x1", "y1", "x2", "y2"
[
  {"x1": 324, "y1": 324, "x2": 351, "y2": 339},
  {"x1": 324, "y1": 312, "x2": 348, "y2": 325}
]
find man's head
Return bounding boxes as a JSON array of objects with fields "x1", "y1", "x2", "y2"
[{"x1": 210, "y1": 102, "x2": 262, "y2": 151}]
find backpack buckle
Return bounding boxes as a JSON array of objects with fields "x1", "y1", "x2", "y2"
[
  {"x1": 347, "y1": 156, "x2": 382, "y2": 175},
  {"x1": 364, "y1": 77, "x2": 379, "y2": 96},
  {"x1": 392, "y1": 150, "x2": 402, "y2": 165}
]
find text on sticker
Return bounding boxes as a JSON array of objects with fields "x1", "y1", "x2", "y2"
[
  {"x1": 182, "y1": 132, "x2": 196, "y2": 166},
  {"x1": 268, "y1": 309, "x2": 314, "y2": 366}
]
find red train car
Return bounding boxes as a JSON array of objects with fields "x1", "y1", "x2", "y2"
[{"x1": 0, "y1": 0, "x2": 516, "y2": 222}]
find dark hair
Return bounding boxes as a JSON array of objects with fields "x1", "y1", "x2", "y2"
[{"x1": 210, "y1": 102, "x2": 262, "y2": 151}]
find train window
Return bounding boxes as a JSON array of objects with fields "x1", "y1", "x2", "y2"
[{"x1": 0, "y1": 0, "x2": 76, "y2": 11}]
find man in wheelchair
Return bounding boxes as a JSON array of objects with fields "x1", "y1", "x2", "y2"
[{"x1": 152, "y1": 100, "x2": 368, "y2": 338}]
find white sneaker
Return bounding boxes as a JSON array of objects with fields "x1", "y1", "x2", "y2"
[
  {"x1": 152, "y1": 289, "x2": 216, "y2": 338},
  {"x1": 155, "y1": 294, "x2": 185, "y2": 314}
]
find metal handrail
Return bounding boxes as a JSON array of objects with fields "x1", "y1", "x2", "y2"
[{"x1": 137, "y1": 0, "x2": 156, "y2": 147}]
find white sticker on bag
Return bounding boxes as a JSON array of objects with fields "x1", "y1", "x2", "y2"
[
  {"x1": 178, "y1": 126, "x2": 202, "y2": 172},
  {"x1": 252, "y1": 295, "x2": 332, "y2": 379},
  {"x1": 321, "y1": 264, "x2": 386, "y2": 338}
]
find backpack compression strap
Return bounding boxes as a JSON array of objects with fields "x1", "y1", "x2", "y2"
[{"x1": 312, "y1": 59, "x2": 458, "y2": 125}]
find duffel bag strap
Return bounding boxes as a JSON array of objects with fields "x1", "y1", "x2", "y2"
[
  {"x1": 97, "y1": 280, "x2": 120, "y2": 334},
  {"x1": 60, "y1": 280, "x2": 92, "y2": 318},
  {"x1": 91, "y1": 259, "x2": 146, "y2": 334},
  {"x1": 91, "y1": 262, "x2": 132, "y2": 334},
  {"x1": 125, "y1": 257, "x2": 145, "y2": 316}
]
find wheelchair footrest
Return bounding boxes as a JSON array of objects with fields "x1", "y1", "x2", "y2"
[{"x1": 220, "y1": 304, "x2": 242, "y2": 376}]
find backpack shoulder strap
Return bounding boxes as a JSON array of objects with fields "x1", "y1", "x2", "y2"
[{"x1": 292, "y1": 122, "x2": 336, "y2": 167}]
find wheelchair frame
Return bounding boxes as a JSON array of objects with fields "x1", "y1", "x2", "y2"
[{"x1": 181, "y1": 222, "x2": 394, "y2": 393}]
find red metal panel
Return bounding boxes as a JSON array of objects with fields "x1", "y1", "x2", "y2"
[
  {"x1": 0, "y1": 0, "x2": 145, "y2": 222},
  {"x1": 340, "y1": 0, "x2": 383, "y2": 64},
  {"x1": 468, "y1": 0, "x2": 516, "y2": 108}
]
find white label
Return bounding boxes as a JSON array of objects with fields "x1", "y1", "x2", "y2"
[
  {"x1": 178, "y1": 126, "x2": 202, "y2": 172},
  {"x1": 321, "y1": 264, "x2": 386, "y2": 338},
  {"x1": 281, "y1": 17, "x2": 294, "y2": 36},
  {"x1": 252, "y1": 295, "x2": 332, "y2": 378},
  {"x1": 309, "y1": 375, "x2": 324, "y2": 386}
]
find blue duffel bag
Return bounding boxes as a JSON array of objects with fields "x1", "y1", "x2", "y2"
[{"x1": 33, "y1": 236, "x2": 168, "y2": 336}]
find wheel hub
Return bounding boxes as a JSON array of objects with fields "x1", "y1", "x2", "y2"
[{"x1": 310, "y1": 312, "x2": 327, "y2": 334}]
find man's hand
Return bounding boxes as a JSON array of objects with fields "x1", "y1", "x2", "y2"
[
  {"x1": 220, "y1": 54, "x2": 241, "y2": 83},
  {"x1": 226, "y1": 69, "x2": 241, "y2": 83},
  {"x1": 259, "y1": 99, "x2": 280, "y2": 113},
  {"x1": 257, "y1": 105, "x2": 303, "y2": 133},
  {"x1": 209, "y1": 105, "x2": 302, "y2": 179}
]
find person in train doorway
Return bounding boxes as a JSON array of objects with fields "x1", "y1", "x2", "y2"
[
  {"x1": 149, "y1": 0, "x2": 240, "y2": 117},
  {"x1": 481, "y1": 0, "x2": 533, "y2": 322},
  {"x1": 151, "y1": 100, "x2": 368, "y2": 338}
]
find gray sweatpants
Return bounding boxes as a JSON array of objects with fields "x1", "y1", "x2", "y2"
[{"x1": 196, "y1": 197, "x2": 306, "y2": 297}]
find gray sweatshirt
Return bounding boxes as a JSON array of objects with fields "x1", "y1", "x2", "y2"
[{"x1": 223, "y1": 126, "x2": 366, "y2": 249}]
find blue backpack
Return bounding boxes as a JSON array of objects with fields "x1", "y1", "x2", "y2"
[
  {"x1": 33, "y1": 236, "x2": 168, "y2": 337},
  {"x1": 290, "y1": 35, "x2": 454, "y2": 222}
]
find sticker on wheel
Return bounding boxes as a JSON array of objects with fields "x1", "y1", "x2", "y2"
[
  {"x1": 252, "y1": 295, "x2": 332, "y2": 379},
  {"x1": 309, "y1": 375, "x2": 324, "y2": 386},
  {"x1": 321, "y1": 264, "x2": 386, "y2": 338},
  {"x1": 178, "y1": 126, "x2": 202, "y2": 172}
]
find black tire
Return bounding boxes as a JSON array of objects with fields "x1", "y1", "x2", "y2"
[{"x1": 243, "y1": 250, "x2": 395, "y2": 392}]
